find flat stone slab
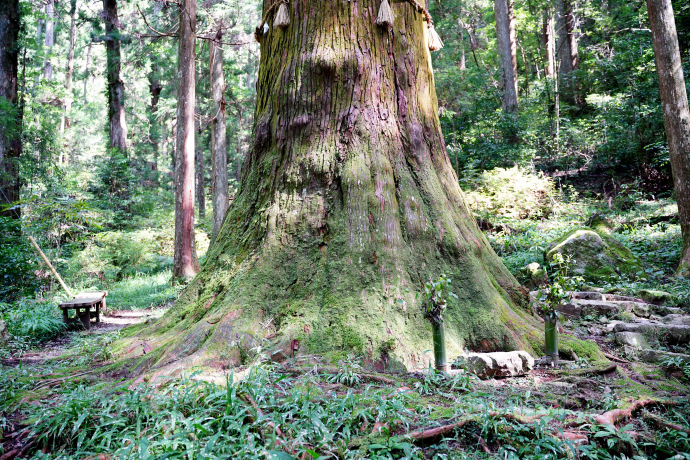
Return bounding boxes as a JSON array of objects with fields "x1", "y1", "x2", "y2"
[
  {"x1": 654, "y1": 305, "x2": 684, "y2": 316},
  {"x1": 614, "y1": 331, "x2": 650, "y2": 349},
  {"x1": 571, "y1": 299, "x2": 621, "y2": 316},
  {"x1": 613, "y1": 322, "x2": 690, "y2": 345},
  {"x1": 638, "y1": 349, "x2": 690, "y2": 365},
  {"x1": 661, "y1": 314, "x2": 690, "y2": 326},
  {"x1": 464, "y1": 351, "x2": 534, "y2": 379},
  {"x1": 572, "y1": 292, "x2": 604, "y2": 301}
]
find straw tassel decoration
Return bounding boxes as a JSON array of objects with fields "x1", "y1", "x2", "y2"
[
  {"x1": 427, "y1": 22, "x2": 443, "y2": 51},
  {"x1": 274, "y1": 1, "x2": 290, "y2": 28},
  {"x1": 376, "y1": 0, "x2": 394, "y2": 28}
]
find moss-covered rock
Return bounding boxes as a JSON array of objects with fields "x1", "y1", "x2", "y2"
[
  {"x1": 558, "y1": 335, "x2": 609, "y2": 365},
  {"x1": 636, "y1": 289, "x2": 677, "y2": 305},
  {"x1": 545, "y1": 227, "x2": 641, "y2": 280}
]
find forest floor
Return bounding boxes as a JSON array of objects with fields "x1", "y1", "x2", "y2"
[
  {"x1": 1, "y1": 297, "x2": 689, "y2": 459},
  {"x1": 2, "y1": 170, "x2": 690, "y2": 459}
]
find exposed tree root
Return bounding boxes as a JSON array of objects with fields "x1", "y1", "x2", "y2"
[
  {"x1": 602, "y1": 352, "x2": 629, "y2": 364},
  {"x1": 405, "y1": 411, "x2": 545, "y2": 442},
  {"x1": 239, "y1": 393, "x2": 284, "y2": 439},
  {"x1": 643, "y1": 413, "x2": 690, "y2": 434},
  {"x1": 595, "y1": 399, "x2": 678, "y2": 426}
]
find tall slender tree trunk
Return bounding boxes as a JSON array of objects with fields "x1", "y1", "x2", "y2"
[
  {"x1": 103, "y1": 0, "x2": 127, "y2": 153},
  {"x1": 0, "y1": 0, "x2": 21, "y2": 218},
  {"x1": 173, "y1": 0, "x2": 200, "y2": 280},
  {"x1": 60, "y1": 0, "x2": 78, "y2": 140},
  {"x1": 210, "y1": 36, "x2": 228, "y2": 239},
  {"x1": 128, "y1": 0, "x2": 542, "y2": 374},
  {"x1": 196, "y1": 139, "x2": 205, "y2": 220},
  {"x1": 458, "y1": 31, "x2": 466, "y2": 71},
  {"x1": 647, "y1": 0, "x2": 690, "y2": 276},
  {"x1": 43, "y1": 0, "x2": 55, "y2": 80},
  {"x1": 543, "y1": 10, "x2": 556, "y2": 77},
  {"x1": 556, "y1": 0, "x2": 579, "y2": 105},
  {"x1": 83, "y1": 41, "x2": 92, "y2": 104},
  {"x1": 149, "y1": 63, "x2": 162, "y2": 171},
  {"x1": 494, "y1": 0, "x2": 518, "y2": 113}
]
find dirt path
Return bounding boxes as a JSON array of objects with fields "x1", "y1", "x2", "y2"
[{"x1": 0, "y1": 308, "x2": 166, "y2": 367}]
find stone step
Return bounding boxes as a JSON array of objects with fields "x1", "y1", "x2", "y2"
[
  {"x1": 653, "y1": 305, "x2": 684, "y2": 316},
  {"x1": 661, "y1": 314, "x2": 690, "y2": 326},
  {"x1": 637, "y1": 349, "x2": 690, "y2": 365},
  {"x1": 612, "y1": 322, "x2": 690, "y2": 345}
]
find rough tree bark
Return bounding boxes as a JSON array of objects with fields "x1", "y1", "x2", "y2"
[
  {"x1": 103, "y1": 0, "x2": 127, "y2": 153},
  {"x1": 125, "y1": 0, "x2": 542, "y2": 376},
  {"x1": 210, "y1": 35, "x2": 229, "y2": 240},
  {"x1": 172, "y1": 0, "x2": 200, "y2": 280},
  {"x1": 44, "y1": 0, "x2": 55, "y2": 80},
  {"x1": 556, "y1": 0, "x2": 579, "y2": 105},
  {"x1": 0, "y1": 0, "x2": 21, "y2": 218},
  {"x1": 60, "y1": 0, "x2": 78, "y2": 139},
  {"x1": 494, "y1": 0, "x2": 518, "y2": 113},
  {"x1": 647, "y1": 0, "x2": 690, "y2": 276}
]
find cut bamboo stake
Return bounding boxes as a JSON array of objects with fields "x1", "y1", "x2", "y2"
[{"x1": 28, "y1": 236, "x2": 74, "y2": 298}]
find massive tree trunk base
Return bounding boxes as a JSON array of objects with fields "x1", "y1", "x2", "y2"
[
  {"x1": 118, "y1": 211, "x2": 543, "y2": 376},
  {"x1": 115, "y1": 0, "x2": 544, "y2": 377}
]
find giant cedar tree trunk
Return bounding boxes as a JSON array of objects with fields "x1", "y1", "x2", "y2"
[
  {"x1": 0, "y1": 0, "x2": 21, "y2": 218},
  {"x1": 210, "y1": 37, "x2": 229, "y2": 240},
  {"x1": 647, "y1": 0, "x2": 690, "y2": 276},
  {"x1": 494, "y1": 0, "x2": 518, "y2": 113},
  {"x1": 103, "y1": 0, "x2": 127, "y2": 153},
  {"x1": 127, "y1": 0, "x2": 541, "y2": 375},
  {"x1": 172, "y1": 0, "x2": 200, "y2": 279}
]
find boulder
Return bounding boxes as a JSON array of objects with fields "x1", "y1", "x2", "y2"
[
  {"x1": 545, "y1": 228, "x2": 641, "y2": 280},
  {"x1": 614, "y1": 332, "x2": 650, "y2": 349},
  {"x1": 463, "y1": 351, "x2": 534, "y2": 379},
  {"x1": 520, "y1": 262, "x2": 548, "y2": 289},
  {"x1": 0, "y1": 320, "x2": 6, "y2": 343}
]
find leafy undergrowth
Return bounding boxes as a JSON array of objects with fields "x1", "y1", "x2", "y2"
[
  {"x1": 1, "y1": 332, "x2": 689, "y2": 460},
  {"x1": 465, "y1": 167, "x2": 688, "y2": 306}
]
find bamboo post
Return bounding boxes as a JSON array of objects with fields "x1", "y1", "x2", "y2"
[{"x1": 28, "y1": 236, "x2": 74, "y2": 298}]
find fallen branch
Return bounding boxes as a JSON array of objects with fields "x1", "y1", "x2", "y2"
[{"x1": 595, "y1": 399, "x2": 678, "y2": 426}]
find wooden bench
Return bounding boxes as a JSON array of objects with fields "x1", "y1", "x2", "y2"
[{"x1": 58, "y1": 291, "x2": 108, "y2": 329}]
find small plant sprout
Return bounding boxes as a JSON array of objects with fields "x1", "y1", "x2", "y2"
[{"x1": 421, "y1": 274, "x2": 457, "y2": 372}]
